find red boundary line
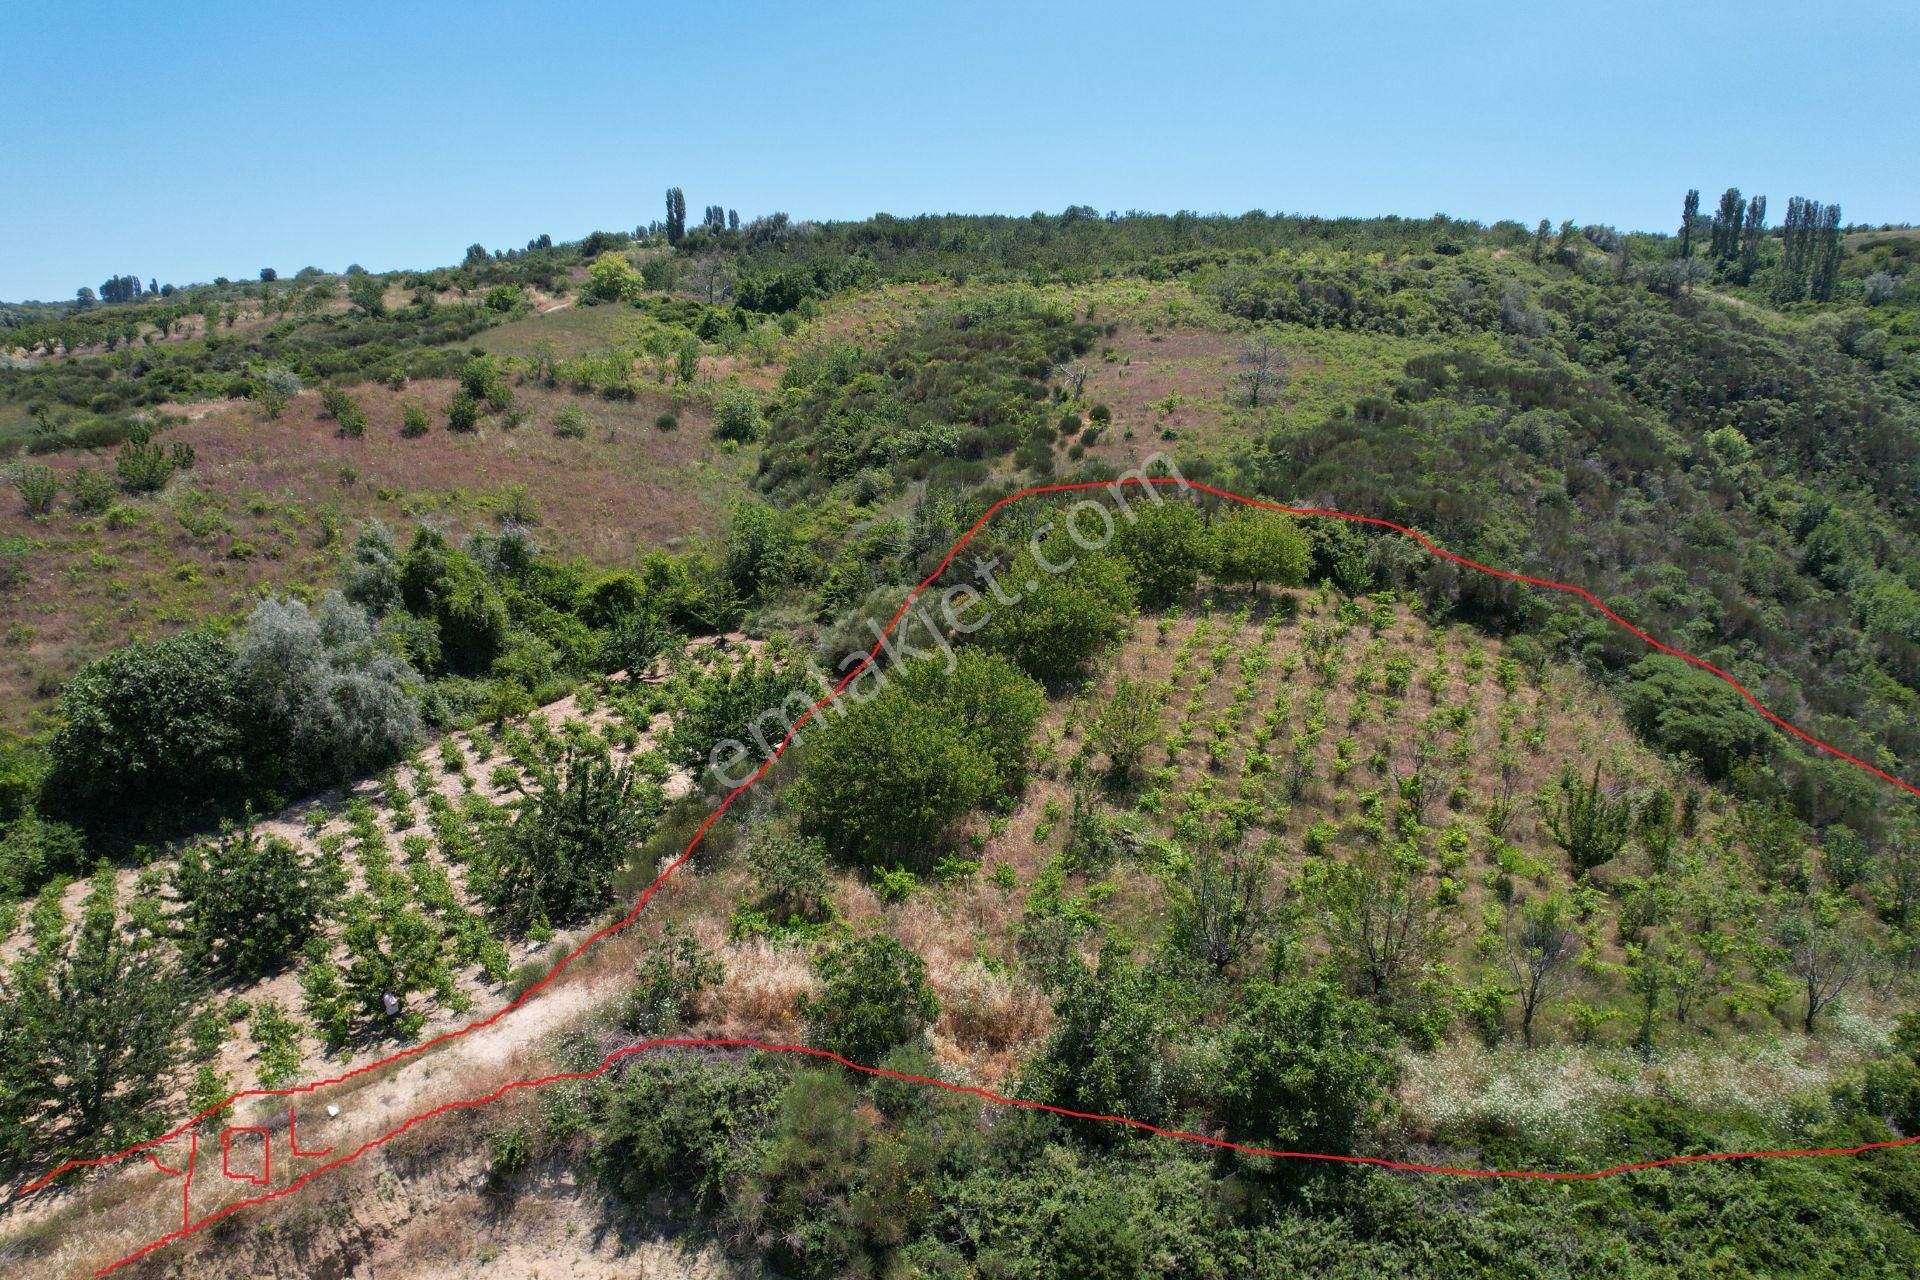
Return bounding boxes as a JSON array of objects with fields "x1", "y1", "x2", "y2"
[
  {"x1": 217, "y1": 1128, "x2": 269, "y2": 1188},
  {"x1": 11, "y1": 478, "x2": 1919, "y2": 1272}
]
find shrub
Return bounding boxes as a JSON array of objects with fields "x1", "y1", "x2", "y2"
[
  {"x1": 446, "y1": 391, "x2": 480, "y2": 433},
  {"x1": 66, "y1": 466, "x2": 116, "y2": 515},
  {"x1": 1112, "y1": 499, "x2": 1209, "y2": 606},
  {"x1": 44, "y1": 631, "x2": 258, "y2": 837},
  {"x1": 1621, "y1": 655, "x2": 1767, "y2": 778},
  {"x1": 484, "y1": 749, "x2": 666, "y2": 932},
  {"x1": 1024, "y1": 948, "x2": 1166, "y2": 1123},
  {"x1": 482, "y1": 283, "x2": 522, "y2": 313},
  {"x1": 980, "y1": 541, "x2": 1136, "y2": 684},
  {"x1": 400, "y1": 402, "x2": 430, "y2": 437},
  {"x1": 793, "y1": 652, "x2": 1043, "y2": 868},
  {"x1": 624, "y1": 924, "x2": 724, "y2": 1036},
  {"x1": 712, "y1": 384, "x2": 762, "y2": 442},
  {"x1": 1214, "y1": 979, "x2": 1395, "y2": 1153},
  {"x1": 8, "y1": 464, "x2": 57, "y2": 516},
  {"x1": 173, "y1": 823, "x2": 328, "y2": 979},
  {"x1": 1210, "y1": 507, "x2": 1310, "y2": 592},
  {"x1": 553, "y1": 404, "x2": 590, "y2": 439},
  {"x1": 319, "y1": 386, "x2": 366, "y2": 438},
  {"x1": 655, "y1": 411, "x2": 679, "y2": 431},
  {"x1": 804, "y1": 934, "x2": 938, "y2": 1064},
  {"x1": 115, "y1": 425, "x2": 173, "y2": 493}
]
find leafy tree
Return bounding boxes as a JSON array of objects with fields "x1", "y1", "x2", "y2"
[
  {"x1": 172, "y1": 822, "x2": 328, "y2": 980},
  {"x1": 724, "y1": 501, "x2": 792, "y2": 596},
  {"x1": 804, "y1": 934, "x2": 938, "y2": 1064},
  {"x1": 1025, "y1": 947, "x2": 1166, "y2": 1124},
  {"x1": 44, "y1": 631, "x2": 258, "y2": 836},
  {"x1": 599, "y1": 601, "x2": 681, "y2": 677},
  {"x1": 1544, "y1": 765, "x2": 1633, "y2": 880},
  {"x1": 3, "y1": 872, "x2": 190, "y2": 1157},
  {"x1": 1214, "y1": 980, "x2": 1396, "y2": 1153},
  {"x1": 1209, "y1": 508, "x2": 1309, "y2": 593},
  {"x1": 1679, "y1": 189, "x2": 1700, "y2": 259},
  {"x1": 0, "y1": 815, "x2": 83, "y2": 900},
  {"x1": 1622, "y1": 656, "x2": 1768, "y2": 778},
  {"x1": 1167, "y1": 808, "x2": 1273, "y2": 973},
  {"x1": 665, "y1": 654, "x2": 813, "y2": 776},
  {"x1": 586, "y1": 251, "x2": 642, "y2": 303},
  {"x1": 237, "y1": 592, "x2": 420, "y2": 788},
  {"x1": 1111, "y1": 499, "x2": 1209, "y2": 607},
  {"x1": 675, "y1": 333, "x2": 702, "y2": 383},
  {"x1": 346, "y1": 273, "x2": 385, "y2": 316},
  {"x1": 485, "y1": 749, "x2": 665, "y2": 932},
  {"x1": 980, "y1": 543, "x2": 1136, "y2": 684},
  {"x1": 1091, "y1": 674, "x2": 1161, "y2": 781},
  {"x1": 665, "y1": 187, "x2": 687, "y2": 245},
  {"x1": 1305, "y1": 840, "x2": 1442, "y2": 1001},
  {"x1": 1502, "y1": 894, "x2": 1579, "y2": 1046},
  {"x1": 793, "y1": 652, "x2": 1042, "y2": 867},
  {"x1": 398, "y1": 527, "x2": 510, "y2": 673}
]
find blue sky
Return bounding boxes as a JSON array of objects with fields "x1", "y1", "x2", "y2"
[{"x1": 2, "y1": 0, "x2": 1913, "y2": 301}]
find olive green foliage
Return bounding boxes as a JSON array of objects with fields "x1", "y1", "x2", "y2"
[
  {"x1": 624, "y1": 924, "x2": 724, "y2": 1036},
  {"x1": 484, "y1": 748, "x2": 666, "y2": 932},
  {"x1": 0, "y1": 815, "x2": 82, "y2": 899},
  {"x1": 1214, "y1": 980, "x2": 1397, "y2": 1153},
  {"x1": 803, "y1": 934, "x2": 938, "y2": 1065},
  {"x1": 712, "y1": 383, "x2": 763, "y2": 443},
  {"x1": 172, "y1": 822, "x2": 328, "y2": 979},
  {"x1": 44, "y1": 631, "x2": 259, "y2": 837},
  {"x1": 0, "y1": 872, "x2": 190, "y2": 1166},
  {"x1": 1621, "y1": 655, "x2": 1768, "y2": 779},
  {"x1": 792, "y1": 651, "x2": 1043, "y2": 867},
  {"x1": 1209, "y1": 507, "x2": 1311, "y2": 592},
  {"x1": 1024, "y1": 948, "x2": 1167, "y2": 1124},
  {"x1": 665, "y1": 654, "x2": 816, "y2": 776},
  {"x1": 1111, "y1": 498, "x2": 1210, "y2": 606},
  {"x1": 980, "y1": 541, "x2": 1136, "y2": 684},
  {"x1": 1544, "y1": 764, "x2": 1634, "y2": 878}
]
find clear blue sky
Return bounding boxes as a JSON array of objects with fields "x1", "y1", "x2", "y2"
[{"x1": 3, "y1": 0, "x2": 1912, "y2": 302}]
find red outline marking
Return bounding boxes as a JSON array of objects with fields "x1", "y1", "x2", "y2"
[
  {"x1": 217, "y1": 1127, "x2": 269, "y2": 1187},
  {"x1": 141, "y1": 1153, "x2": 182, "y2": 1178},
  {"x1": 11, "y1": 479, "x2": 1919, "y2": 1274},
  {"x1": 288, "y1": 1105, "x2": 332, "y2": 1158}
]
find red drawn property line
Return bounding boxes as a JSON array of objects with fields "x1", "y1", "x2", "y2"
[{"x1": 13, "y1": 478, "x2": 1920, "y2": 1274}]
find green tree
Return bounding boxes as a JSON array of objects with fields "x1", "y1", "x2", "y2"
[
  {"x1": 1091, "y1": 674, "x2": 1161, "y2": 781},
  {"x1": 346, "y1": 273, "x2": 385, "y2": 317},
  {"x1": 980, "y1": 544, "x2": 1136, "y2": 684},
  {"x1": 485, "y1": 750, "x2": 665, "y2": 932},
  {"x1": 1167, "y1": 808, "x2": 1273, "y2": 973},
  {"x1": 793, "y1": 652, "x2": 1042, "y2": 867},
  {"x1": 1305, "y1": 840, "x2": 1442, "y2": 1001},
  {"x1": 585, "y1": 251, "x2": 641, "y2": 303},
  {"x1": 713, "y1": 383, "x2": 763, "y2": 443},
  {"x1": 1214, "y1": 979, "x2": 1396, "y2": 1152},
  {"x1": 1210, "y1": 508, "x2": 1309, "y2": 593},
  {"x1": 1622, "y1": 656, "x2": 1768, "y2": 778},
  {"x1": 804, "y1": 935, "x2": 938, "y2": 1064},
  {"x1": 1544, "y1": 765, "x2": 1633, "y2": 880},
  {"x1": 1025, "y1": 948, "x2": 1167, "y2": 1124},
  {"x1": 44, "y1": 632, "x2": 258, "y2": 837},
  {"x1": 1679, "y1": 188, "x2": 1700, "y2": 259},
  {"x1": 172, "y1": 822, "x2": 328, "y2": 980},
  {"x1": 1111, "y1": 499, "x2": 1209, "y2": 607}
]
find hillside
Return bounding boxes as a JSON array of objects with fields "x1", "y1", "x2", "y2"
[{"x1": 4, "y1": 204, "x2": 1920, "y2": 1278}]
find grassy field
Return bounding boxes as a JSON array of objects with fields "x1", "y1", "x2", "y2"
[{"x1": 0, "y1": 377, "x2": 750, "y2": 732}]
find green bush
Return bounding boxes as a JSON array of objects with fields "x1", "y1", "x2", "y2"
[
  {"x1": 400, "y1": 402, "x2": 430, "y2": 437},
  {"x1": 43, "y1": 631, "x2": 259, "y2": 837},
  {"x1": 8, "y1": 464, "x2": 57, "y2": 516},
  {"x1": 804, "y1": 934, "x2": 938, "y2": 1064},
  {"x1": 980, "y1": 541, "x2": 1136, "y2": 684},
  {"x1": 793, "y1": 651, "x2": 1043, "y2": 867},
  {"x1": 66, "y1": 465, "x2": 117, "y2": 515},
  {"x1": 712, "y1": 384, "x2": 762, "y2": 442},
  {"x1": 484, "y1": 749, "x2": 666, "y2": 932},
  {"x1": 1112, "y1": 498, "x2": 1209, "y2": 606},
  {"x1": 1213, "y1": 979, "x2": 1396, "y2": 1152},
  {"x1": 173, "y1": 823, "x2": 328, "y2": 979},
  {"x1": 319, "y1": 386, "x2": 366, "y2": 438},
  {"x1": 1621, "y1": 655, "x2": 1768, "y2": 778},
  {"x1": 446, "y1": 390, "x2": 480, "y2": 433}
]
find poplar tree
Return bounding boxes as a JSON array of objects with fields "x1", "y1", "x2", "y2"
[{"x1": 1679, "y1": 189, "x2": 1700, "y2": 259}]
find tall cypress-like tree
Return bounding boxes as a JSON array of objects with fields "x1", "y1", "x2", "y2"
[
  {"x1": 665, "y1": 187, "x2": 687, "y2": 245},
  {"x1": 1679, "y1": 189, "x2": 1700, "y2": 259},
  {"x1": 1710, "y1": 187, "x2": 1744, "y2": 260},
  {"x1": 1738, "y1": 193, "x2": 1767, "y2": 280},
  {"x1": 1811, "y1": 202, "x2": 1844, "y2": 302}
]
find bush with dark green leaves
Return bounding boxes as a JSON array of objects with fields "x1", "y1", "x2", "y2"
[
  {"x1": 1111, "y1": 497, "x2": 1210, "y2": 607},
  {"x1": 43, "y1": 631, "x2": 260, "y2": 837},
  {"x1": 803, "y1": 934, "x2": 938, "y2": 1065},
  {"x1": 171, "y1": 823, "x2": 329, "y2": 979},
  {"x1": 792, "y1": 651, "x2": 1043, "y2": 867},
  {"x1": 1213, "y1": 979, "x2": 1397, "y2": 1153},
  {"x1": 1621, "y1": 654, "x2": 1769, "y2": 778},
  {"x1": 484, "y1": 749, "x2": 665, "y2": 932},
  {"x1": 1023, "y1": 948, "x2": 1167, "y2": 1125},
  {"x1": 979, "y1": 541, "x2": 1136, "y2": 684}
]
